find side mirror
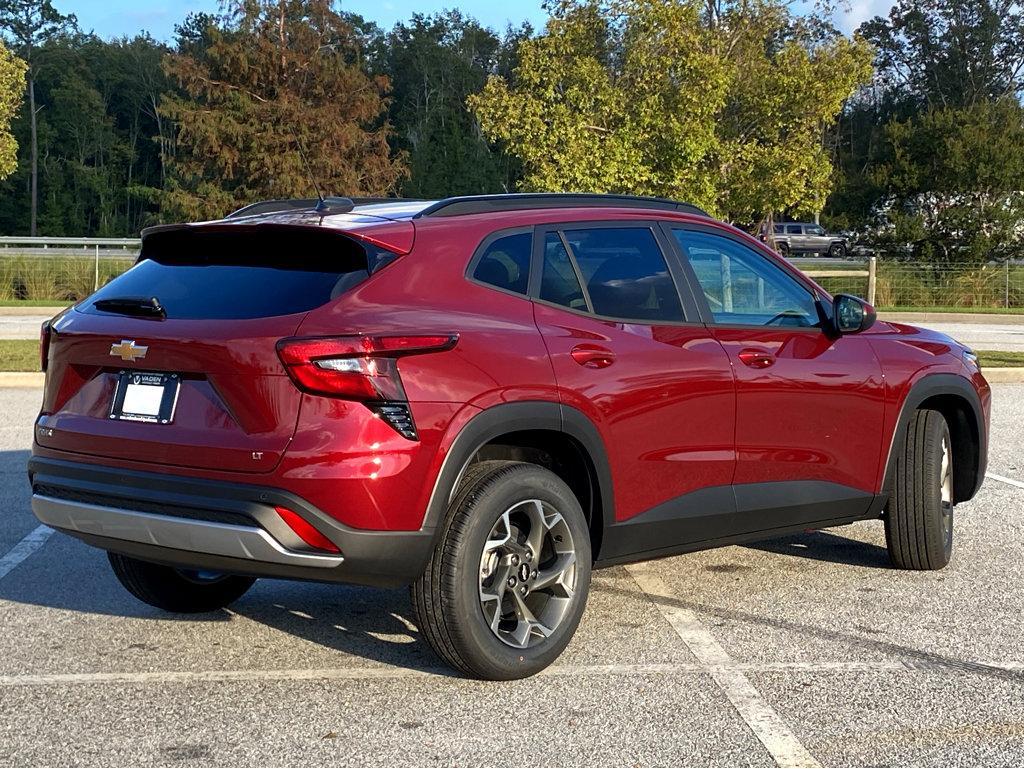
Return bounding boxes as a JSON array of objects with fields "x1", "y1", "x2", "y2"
[{"x1": 833, "y1": 294, "x2": 876, "y2": 335}]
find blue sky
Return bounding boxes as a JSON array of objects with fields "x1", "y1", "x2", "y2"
[{"x1": 61, "y1": 0, "x2": 891, "y2": 41}]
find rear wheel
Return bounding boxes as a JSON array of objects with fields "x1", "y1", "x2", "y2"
[
  {"x1": 411, "y1": 460, "x2": 591, "y2": 680},
  {"x1": 108, "y1": 552, "x2": 256, "y2": 612},
  {"x1": 885, "y1": 409, "x2": 954, "y2": 570},
  {"x1": 777, "y1": 242, "x2": 791, "y2": 256}
]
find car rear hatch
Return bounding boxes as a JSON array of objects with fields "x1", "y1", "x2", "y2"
[{"x1": 36, "y1": 219, "x2": 412, "y2": 473}]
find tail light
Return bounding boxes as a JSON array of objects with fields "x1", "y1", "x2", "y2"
[
  {"x1": 40, "y1": 320, "x2": 52, "y2": 372},
  {"x1": 276, "y1": 334, "x2": 458, "y2": 440}
]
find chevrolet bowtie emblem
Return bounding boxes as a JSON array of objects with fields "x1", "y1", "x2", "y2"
[{"x1": 109, "y1": 340, "x2": 148, "y2": 362}]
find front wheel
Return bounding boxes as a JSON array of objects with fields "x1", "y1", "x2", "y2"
[
  {"x1": 411, "y1": 461, "x2": 592, "y2": 680},
  {"x1": 885, "y1": 409, "x2": 954, "y2": 570},
  {"x1": 829, "y1": 242, "x2": 847, "y2": 258}
]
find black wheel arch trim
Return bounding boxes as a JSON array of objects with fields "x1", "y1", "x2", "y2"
[
  {"x1": 423, "y1": 400, "x2": 615, "y2": 553},
  {"x1": 880, "y1": 372, "x2": 987, "y2": 503}
]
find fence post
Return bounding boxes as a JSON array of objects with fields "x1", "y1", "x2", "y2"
[
  {"x1": 1007, "y1": 262, "x2": 1011, "y2": 309},
  {"x1": 94, "y1": 244, "x2": 100, "y2": 292},
  {"x1": 867, "y1": 256, "x2": 877, "y2": 306}
]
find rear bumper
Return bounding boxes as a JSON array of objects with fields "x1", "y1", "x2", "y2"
[{"x1": 27, "y1": 457, "x2": 435, "y2": 587}]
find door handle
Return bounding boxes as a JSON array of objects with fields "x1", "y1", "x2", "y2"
[
  {"x1": 737, "y1": 348, "x2": 776, "y2": 369},
  {"x1": 570, "y1": 344, "x2": 616, "y2": 369}
]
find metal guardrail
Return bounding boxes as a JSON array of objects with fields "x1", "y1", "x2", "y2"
[{"x1": 0, "y1": 236, "x2": 140, "y2": 249}]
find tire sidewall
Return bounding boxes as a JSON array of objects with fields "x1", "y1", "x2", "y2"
[{"x1": 448, "y1": 466, "x2": 592, "y2": 679}]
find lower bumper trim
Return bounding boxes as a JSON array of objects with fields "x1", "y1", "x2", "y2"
[{"x1": 31, "y1": 495, "x2": 344, "y2": 569}]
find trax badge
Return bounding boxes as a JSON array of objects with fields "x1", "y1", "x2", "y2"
[{"x1": 109, "y1": 340, "x2": 148, "y2": 362}]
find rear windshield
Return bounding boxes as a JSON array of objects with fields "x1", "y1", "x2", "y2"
[{"x1": 83, "y1": 227, "x2": 390, "y2": 320}]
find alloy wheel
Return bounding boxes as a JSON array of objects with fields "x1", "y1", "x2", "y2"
[{"x1": 477, "y1": 499, "x2": 578, "y2": 649}]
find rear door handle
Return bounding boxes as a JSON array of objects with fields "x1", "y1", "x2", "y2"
[
  {"x1": 737, "y1": 348, "x2": 776, "y2": 369},
  {"x1": 570, "y1": 344, "x2": 616, "y2": 369}
]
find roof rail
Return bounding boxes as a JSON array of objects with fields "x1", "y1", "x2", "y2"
[
  {"x1": 225, "y1": 197, "x2": 420, "y2": 219},
  {"x1": 413, "y1": 193, "x2": 709, "y2": 219}
]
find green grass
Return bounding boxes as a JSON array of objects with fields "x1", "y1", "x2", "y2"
[
  {"x1": 977, "y1": 350, "x2": 1024, "y2": 368},
  {"x1": 1, "y1": 338, "x2": 1020, "y2": 373},
  {"x1": 0, "y1": 339, "x2": 41, "y2": 371},
  {"x1": 0, "y1": 299, "x2": 71, "y2": 307}
]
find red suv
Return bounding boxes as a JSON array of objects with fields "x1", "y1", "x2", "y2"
[{"x1": 29, "y1": 194, "x2": 990, "y2": 680}]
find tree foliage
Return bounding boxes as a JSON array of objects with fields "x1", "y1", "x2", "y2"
[
  {"x1": 0, "y1": 41, "x2": 24, "y2": 179},
  {"x1": 865, "y1": 99, "x2": 1024, "y2": 261},
  {"x1": 859, "y1": 0, "x2": 1024, "y2": 111},
  {"x1": 379, "y1": 11, "x2": 528, "y2": 197},
  {"x1": 828, "y1": 0, "x2": 1024, "y2": 261},
  {"x1": 470, "y1": 0, "x2": 872, "y2": 224},
  {"x1": 161, "y1": 0, "x2": 405, "y2": 220}
]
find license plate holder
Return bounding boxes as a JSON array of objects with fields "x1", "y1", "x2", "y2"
[{"x1": 110, "y1": 371, "x2": 180, "y2": 424}]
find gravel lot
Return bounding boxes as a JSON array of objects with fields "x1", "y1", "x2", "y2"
[{"x1": 1, "y1": 385, "x2": 1022, "y2": 767}]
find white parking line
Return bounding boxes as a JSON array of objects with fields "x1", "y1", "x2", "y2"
[
  {"x1": 986, "y1": 472, "x2": 1024, "y2": 490},
  {"x1": 0, "y1": 525, "x2": 53, "y2": 581},
  {"x1": 626, "y1": 565, "x2": 819, "y2": 769},
  {"x1": 0, "y1": 659, "x2": 1020, "y2": 688}
]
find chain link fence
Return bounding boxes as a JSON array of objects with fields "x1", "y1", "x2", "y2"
[{"x1": 791, "y1": 257, "x2": 1024, "y2": 311}]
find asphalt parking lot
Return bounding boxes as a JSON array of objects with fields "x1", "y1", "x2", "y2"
[{"x1": 1, "y1": 385, "x2": 1023, "y2": 767}]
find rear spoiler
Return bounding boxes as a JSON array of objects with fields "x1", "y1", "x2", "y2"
[{"x1": 140, "y1": 216, "x2": 416, "y2": 256}]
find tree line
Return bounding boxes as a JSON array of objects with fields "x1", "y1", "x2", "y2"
[{"x1": 0, "y1": 0, "x2": 1022, "y2": 263}]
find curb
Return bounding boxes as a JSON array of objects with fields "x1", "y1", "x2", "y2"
[
  {"x1": 0, "y1": 306, "x2": 66, "y2": 317},
  {"x1": 978, "y1": 367, "x2": 1024, "y2": 383},
  {"x1": 0, "y1": 372, "x2": 45, "y2": 387}
]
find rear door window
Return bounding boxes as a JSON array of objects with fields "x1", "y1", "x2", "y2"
[
  {"x1": 560, "y1": 227, "x2": 684, "y2": 322},
  {"x1": 539, "y1": 233, "x2": 587, "y2": 310},
  {"x1": 83, "y1": 227, "x2": 385, "y2": 320}
]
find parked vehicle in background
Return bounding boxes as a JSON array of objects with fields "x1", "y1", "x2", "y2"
[
  {"x1": 29, "y1": 193, "x2": 990, "y2": 680},
  {"x1": 766, "y1": 222, "x2": 848, "y2": 258}
]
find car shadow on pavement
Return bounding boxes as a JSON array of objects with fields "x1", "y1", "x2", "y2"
[
  {"x1": 744, "y1": 529, "x2": 891, "y2": 568},
  {"x1": 4, "y1": 447, "x2": 449, "y2": 673},
  {"x1": 229, "y1": 581, "x2": 454, "y2": 675}
]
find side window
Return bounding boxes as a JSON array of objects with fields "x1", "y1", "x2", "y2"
[
  {"x1": 773, "y1": 224, "x2": 785, "y2": 234},
  {"x1": 807, "y1": 225, "x2": 825, "y2": 236},
  {"x1": 539, "y1": 232, "x2": 587, "y2": 310},
  {"x1": 560, "y1": 227, "x2": 684, "y2": 322},
  {"x1": 672, "y1": 230, "x2": 821, "y2": 328},
  {"x1": 472, "y1": 232, "x2": 532, "y2": 295},
  {"x1": 786, "y1": 224, "x2": 802, "y2": 235}
]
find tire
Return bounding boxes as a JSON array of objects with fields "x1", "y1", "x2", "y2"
[
  {"x1": 884, "y1": 409, "x2": 954, "y2": 570},
  {"x1": 107, "y1": 552, "x2": 256, "y2": 613},
  {"x1": 829, "y1": 242, "x2": 847, "y2": 258},
  {"x1": 777, "y1": 242, "x2": 791, "y2": 256},
  {"x1": 411, "y1": 460, "x2": 592, "y2": 680}
]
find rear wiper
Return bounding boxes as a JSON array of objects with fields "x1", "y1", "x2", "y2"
[{"x1": 92, "y1": 296, "x2": 166, "y2": 319}]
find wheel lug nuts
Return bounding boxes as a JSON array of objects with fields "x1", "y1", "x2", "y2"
[
  {"x1": 507, "y1": 577, "x2": 516, "y2": 587},
  {"x1": 519, "y1": 585, "x2": 528, "y2": 595},
  {"x1": 531, "y1": 569, "x2": 538, "y2": 579},
  {"x1": 511, "y1": 555, "x2": 519, "y2": 566}
]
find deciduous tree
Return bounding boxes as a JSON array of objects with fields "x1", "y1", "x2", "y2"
[
  {"x1": 0, "y1": 41, "x2": 25, "y2": 180},
  {"x1": 0, "y1": 0, "x2": 77, "y2": 234},
  {"x1": 161, "y1": 0, "x2": 405, "y2": 221},
  {"x1": 470, "y1": 0, "x2": 871, "y2": 227}
]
